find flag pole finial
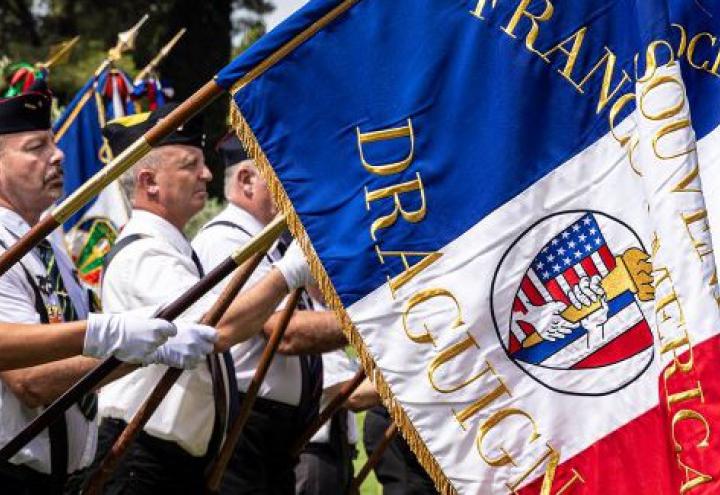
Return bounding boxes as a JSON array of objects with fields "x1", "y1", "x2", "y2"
[
  {"x1": 108, "y1": 14, "x2": 150, "y2": 62},
  {"x1": 133, "y1": 28, "x2": 187, "y2": 85},
  {"x1": 38, "y1": 35, "x2": 81, "y2": 69},
  {"x1": 93, "y1": 14, "x2": 149, "y2": 78}
]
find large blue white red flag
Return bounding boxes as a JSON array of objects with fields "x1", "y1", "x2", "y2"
[
  {"x1": 216, "y1": 1, "x2": 720, "y2": 493},
  {"x1": 53, "y1": 67, "x2": 134, "y2": 290}
]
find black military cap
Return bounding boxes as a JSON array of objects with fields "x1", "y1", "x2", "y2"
[
  {"x1": 0, "y1": 91, "x2": 52, "y2": 135},
  {"x1": 102, "y1": 103, "x2": 205, "y2": 156},
  {"x1": 216, "y1": 131, "x2": 249, "y2": 167}
]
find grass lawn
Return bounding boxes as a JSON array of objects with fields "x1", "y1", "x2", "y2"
[{"x1": 354, "y1": 411, "x2": 382, "y2": 494}]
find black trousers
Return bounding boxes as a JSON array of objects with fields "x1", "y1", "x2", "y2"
[
  {"x1": 219, "y1": 395, "x2": 304, "y2": 495},
  {"x1": 295, "y1": 410, "x2": 356, "y2": 495},
  {"x1": 0, "y1": 459, "x2": 92, "y2": 495},
  {"x1": 363, "y1": 406, "x2": 438, "y2": 495},
  {"x1": 295, "y1": 443, "x2": 355, "y2": 495},
  {"x1": 83, "y1": 418, "x2": 209, "y2": 495},
  {"x1": 0, "y1": 465, "x2": 64, "y2": 495}
]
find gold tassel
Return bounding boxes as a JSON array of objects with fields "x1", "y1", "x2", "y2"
[{"x1": 229, "y1": 104, "x2": 458, "y2": 495}]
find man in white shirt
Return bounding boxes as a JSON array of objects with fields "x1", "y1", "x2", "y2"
[
  {"x1": 0, "y1": 85, "x2": 218, "y2": 495},
  {"x1": 193, "y1": 133, "x2": 347, "y2": 494},
  {"x1": 96, "y1": 109, "x2": 314, "y2": 494}
]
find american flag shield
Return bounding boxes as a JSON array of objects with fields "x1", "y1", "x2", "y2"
[{"x1": 508, "y1": 212, "x2": 653, "y2": 372}]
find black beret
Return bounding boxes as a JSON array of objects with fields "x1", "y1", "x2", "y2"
[
  {"x1": 0, "y1": 91, "x2": 52, "y2": 135},
  {"x1": 102, "y1": 103, "x2": 205, "y2": 157},
  {"x1": 215, "y1": 131, "x2": 249, "y2": 168}
]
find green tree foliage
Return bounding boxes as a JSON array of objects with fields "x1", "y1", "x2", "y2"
[
  {"x1": 0, "y1": 0, "x2": 274, "y2": 198},
  {"x1": 0, "y1": 0, "x2": 42, "y2": 47}
]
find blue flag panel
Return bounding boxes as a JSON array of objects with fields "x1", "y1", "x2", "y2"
[{"x1": 217, "y1": 0, "x2": 720, "y2": 307}]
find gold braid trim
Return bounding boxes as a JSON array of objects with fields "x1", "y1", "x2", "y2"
[
  {"x1": 53, "y1": 86, "x2": 94, "y2": 142},
  {"x1": 230, "y1": 104, "x2": 458, "y2": 495}
]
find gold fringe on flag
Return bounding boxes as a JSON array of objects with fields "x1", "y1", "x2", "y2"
[{"x1": 230, "y1": 104, "x2": 458, "y2": 495}]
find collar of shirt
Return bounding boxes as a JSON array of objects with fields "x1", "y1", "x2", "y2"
[
  {"x1": 0, "y1": 206, "x2": 31, "y2": 237},
  {"x1": 224, "y1": 203, "x2": 266, "y2": 236},
  {"x1": 123, "y1": 209, "x2": 194, "y2": 258},
  {"x1": 222, "y1": 204, "x2": 285, "y2": 262}
]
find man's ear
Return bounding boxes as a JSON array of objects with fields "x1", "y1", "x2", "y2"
[
  {"x1": 237, "y1": 167, "x2": 255, "y2": 196},
  {"x1": 137, "y1": 169, "x2": 159, "y2": 196}
]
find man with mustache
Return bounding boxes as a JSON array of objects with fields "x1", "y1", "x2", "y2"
[
  {"x1": 0, "y1": 86, "x2": 219, "y2": 495},
  {"x1": 94, "y1": 106, "x2": 317, "y2": 494}
]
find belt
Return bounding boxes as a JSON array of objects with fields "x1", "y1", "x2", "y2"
[
  {"x1": 102, "y1": 418, "x2": 206, "y2": 466},
  {"x1": 238, "y1": 393, "x2": 301, "y2": 419}
]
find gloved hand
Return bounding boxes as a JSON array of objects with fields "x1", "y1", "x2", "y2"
[
  {"x1": 273, "y1": 241, "x2": 313, "y2": 291},
  {"x1": 83, "y1": 313, "x2": 177, "y2": 363},
  {"x1": 144, "y1": 321, "x2": 218, "y2": 369}
]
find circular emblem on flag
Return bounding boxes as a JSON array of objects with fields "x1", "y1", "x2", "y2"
[{"x1": 491, "y1": 211, "x2": 655, "y2": 396}]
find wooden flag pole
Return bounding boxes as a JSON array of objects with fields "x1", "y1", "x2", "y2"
[
  {"x1": 204, "y1": 289, "x2": 302, "y2": 494},
  {"x1": 290, "y1": 369, "x2": 365, "y2": 457},
  {"x1": 83, "y1": 251, "x2": 266, "y2": 495},
  {"x1": 0, "y1": 0, "x2": 356, "y2": 278},
  {"x1": 349, "y1": 423, "x2": 398, "y2": 495},
  {"x1": 0, "y1": 216, "x2": 286, "y2": 462}
]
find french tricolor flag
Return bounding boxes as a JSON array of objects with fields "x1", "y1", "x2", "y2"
[{"x1": 216, "y1": 0, "x2": 720, "y2": 493}]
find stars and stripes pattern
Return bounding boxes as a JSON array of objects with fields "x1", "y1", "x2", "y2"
[
  {"x1": 509, "y1": 213, "x2": 615, "y2": 352},
  {"x1": 509, "y1": 213, "x2": 653, "y2": 370}
]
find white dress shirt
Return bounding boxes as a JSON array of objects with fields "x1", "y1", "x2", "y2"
[
  {"x1": 310, "y1": 349, "x2": 359, "y2": 445},
  {"x1": 98, "y1": 209, "x2": 216, "y2": 456},
  {"x1": 192, "y1": 203, "x2": 303, "y2": 406},
  {"x1": 0, "y1": 207, "x2": 96, "y2": 474}
]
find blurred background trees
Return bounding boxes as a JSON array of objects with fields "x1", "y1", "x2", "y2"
[{"x1": 0, "y1": 0, "x2": 275, "y2": 198}]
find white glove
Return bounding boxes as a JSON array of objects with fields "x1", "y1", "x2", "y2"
[
  {"x1": 273, "y1": 241, "x2": 313, "y2": 291},
  {"x1": 144, "y1": 321, "x2": 218, "y2": 369},
  {"x1": 83, "y1": 313, "x2": 177, "y2": 363},
  {"x1": 515, "y1": 301, "x2": 578, "y2": 342}
]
